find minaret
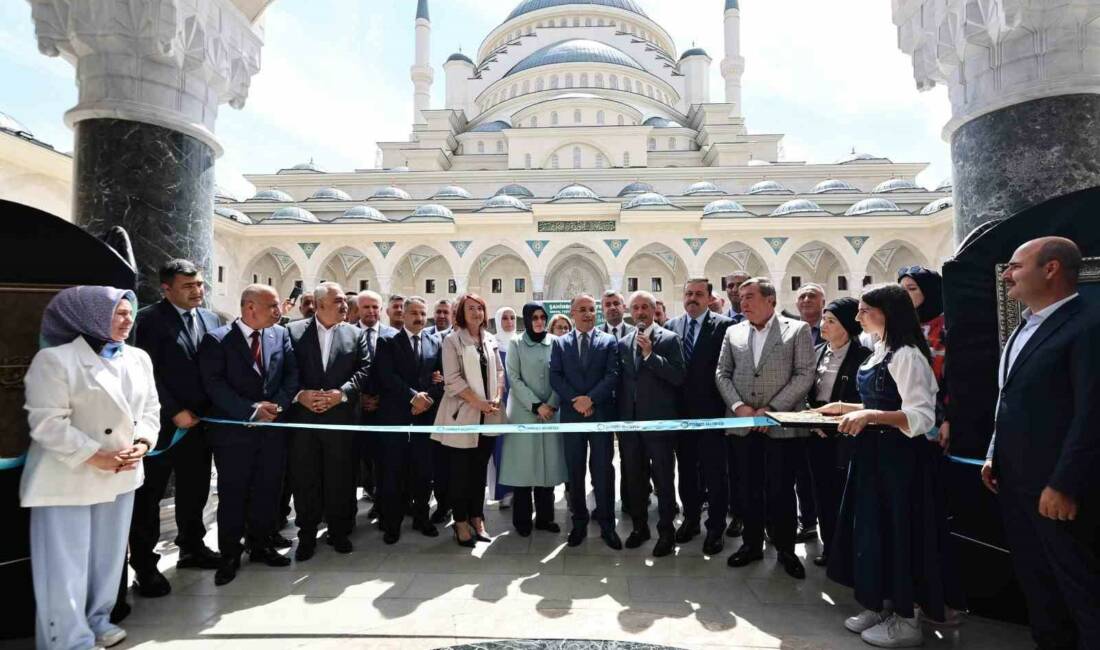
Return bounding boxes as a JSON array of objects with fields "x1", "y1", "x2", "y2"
[
  {"x1": 720, "y1": 0, "x2": 745, "y2": 116},
  {"x1": 411, "y1": 0, "x2": 433, "y2": 125}
]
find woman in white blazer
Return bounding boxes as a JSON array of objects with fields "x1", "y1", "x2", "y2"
[{"x1": 21, "y1": 286, "x2": 160, "y2": 650}]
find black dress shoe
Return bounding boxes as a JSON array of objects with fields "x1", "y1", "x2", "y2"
[
  {"x1": 601, "y1": 528, "x2": 623, "y2": 551},
  {"x1": 268, "y1": 532, "x2": 293, "y2": 549},
  {"x1": 534, "y1": 521, "x2": 561, "y2": 533},
  {"x1": 366, "y1": 506, "x2": 379, "y2": 521},
  {"x1": 625, "y1": 528, "x2": 651, "y2": 549},
  {"x1": 777, "y1": 550, "x2": 806, "y2": 579},
  {"x1": 567, "y1": 526, "x2": 587, "y2": 547},
  {"x1": 249, "y1": 546, "x2": 291, "y2": 567},
  {"x1": 383, "y1": 530, "x2": 400, "y2": 545},
  {"x1": 214, "y1": 557, "x2": 240, "y2": 586},
  {"x1": 134, "y1": 569, "x2": 171, "y2": 598},
  {"x1": 414, "y1": 519, "x2": 440, "y2": 537},
  {"x1": 675, "y1": 520, "x2": 701, "y2": 544},
  {"x1": 514, "y1": 525, "x2": 532, "y2": 537},
  {"x1": 702, "y1": 530, "x2": 724, "y2": 556},
  {"x1": 430, "y1": 508, "x2": 450, "y2": 525},
  {"x1": 813, "y1": 554, "x2": 828, "y2": 567},
  {"x1": 725, "y1": 518, "x2": 744, "y2": 538},
  {"x1": 109, "y1": 599, "x2": 131, "y2": 625},
  {"x1": 295, "y1": 540, "x2": 316, "y2": 562},
  {"x1": 652, "y1": 534, "x2": 675, "y2": 557},
  {"x1": 726, "y1": 545, "x2": 764, "y2": 568},
  {"x1": 795, "y1": 525, "x2": 819, "y2": 543},
  {"x1": 331, "y1": 536, "x2": 353, "y2": 554},
  {"x1": 177, "y1": 546, "x2": 222, "y2": 570}
]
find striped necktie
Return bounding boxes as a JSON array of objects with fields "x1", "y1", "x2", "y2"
[{"x1": 683, "y1": 317, "x2": 696, "y2": 363}]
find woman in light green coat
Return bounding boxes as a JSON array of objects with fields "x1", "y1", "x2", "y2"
[{"x1": 500, "y1": 302, "x2": 568, "y2": 536}]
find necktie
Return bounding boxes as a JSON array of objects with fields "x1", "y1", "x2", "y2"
[
  {"x1": 412, "y1": 333, "x2": 422, "y2": 370},
  {"x1": 579, "y1": 331, "x2": 590, "y2": 367},
  {"x1": 183, "y1": 311, "x2": 199, "y2": 348},
  {"x1": 684, "y1": 318, "x2": 696, "y2": 364},
  {"x1": 365, "y1": 327, "x2": 376, "y2": 360},
  {"x1": 250, "y1": 330, "x2": 264, "y2": 375},
  {"x1": 613, "y1": 325, "x2": 620, "y2": 339}
]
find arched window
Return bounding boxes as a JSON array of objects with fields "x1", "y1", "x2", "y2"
[
  {"x1": 478, "y1": 141, "x2": 485, "y2": 154},
  {"x1": 573, "y1": 109, "x2": 582, "y2": 123},
  {"x1": 536, "y1": 78, "x2": 545, "y2": 91},
  {"x1": 525, "y1": 153, "x2": 532, "y2": 169},
  {"x1": 636, "y1": 80, "x2": 643, "y2": 93},
  {"x1": 572, "y1": 146, "x2": 581, "y2": 168},
  {"x1": 558, "y1": 18, "x2": 566, "y2": 27},
  {"x1": 496, "y1": 140, "x2": 504, "y2": 153},
  {"x1": 580, "y1": 72, "x2": 588, "y2": 87},
  {"x1": 595, "y1": 73, "x2": 604, "y2": 87},
  {"x1": 646, "y1": 84, "x2": 653, "y2": 97},
  {"x1": 668, "y1": 137, "x2": 676, "y2": 151},
  {"x1": 550, "y1": 153, "x2": 560, "y2": 169},
  {"x1": 551, "y1": 111, "x2": 559, "y2": 126},
  {"x1": 595, "y1": 153, "x2": 605, "y2": 169},
  {"x1": 530, "y1": 116, "x2": 538, "y2": 127},
  {"x1": 522, "y1": 80, "x2": 530, "y2": 93},
  {"x1": 647, "y1": 137, "x2": 656, "y2": 151},
  {"x1": 609, "y1": 75, "x2": 618, "y2": 90},
  {"x1": 597, "y1": 18, "x2": 605, "y2": 26},
  {"x1": 509, "y1": 84, "x2": 517, "y2": 98},
  {"x1": 623, "y1": 151, "x2": 631, "y2": 166},
  {"x1": 617, "y1": 114, "x2": 624, "y2": 125},
  {"x1": 550, "y1": 75, "x2": 559, "y2": 89},
  {"x1": 572, "y1": 17, "x2": 579, "y2": 27},
  {"x1": 596, "y1": 110, "x2": 605, "y2": 124},
  {"x1": 585, "y1": 17, "x2": 592, "y2": 26},
  {"x1": 565, "y1": 73, "x2": 574, "y2": 88}
]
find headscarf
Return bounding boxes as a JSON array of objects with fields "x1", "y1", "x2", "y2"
[
  {"x1": 40, "y1": 285, "x2": 137, "y2": 358},
  {"x1": 494, "y1": 306, "x2": 517, "y2": 348},
  {"x1": 823, "y1": 297, "x2": 861, "y2": 341},
  {"x1": 898, "y1": 266, "x2": 944, "y2": 324},
  {"x1": 522, "y1": 302, "x2": 548, "y2": 344}
]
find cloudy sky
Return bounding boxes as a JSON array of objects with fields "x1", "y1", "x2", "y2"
[{"x1": 0, "y1": 0, "x2": 952, "y2": 195}]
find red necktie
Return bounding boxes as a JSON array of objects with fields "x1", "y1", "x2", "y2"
[{"x1": 250, "y1": 330, "x2": 264, "y2": 375}]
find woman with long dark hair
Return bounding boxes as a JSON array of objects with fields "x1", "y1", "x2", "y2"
[
  {"x1": 898, "y1": 266, "x2": 950, "y2": 449},
  {"x1": 816, "y1": 284, "x2": 963, "y2": 648}
]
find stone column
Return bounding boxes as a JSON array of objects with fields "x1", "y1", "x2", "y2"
[
  {"x1": 28, "y1": 0, "x2": 264, "y2": 305},
  {"x1": 893, "y1": 2, "x2": 1100, "y2": 241}
]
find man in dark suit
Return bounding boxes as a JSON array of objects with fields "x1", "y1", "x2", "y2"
[
  {"x1": 617, "y1": 291, "x2": 686, "y2": 557},
  {"x1": 356, "y1": 290, "x2": 397, "y2": 514},
  {"x1": 600, "y1": 290, "x2": 641, "y2": 514},
  {"x1": 425, "y1": 298, "x2": 452, "y2": 336},
  {"x1": 982, "y1": 237, "x2": 1100, "y2": 650},
  {"x1": 723, "y1": 272, "x2": 750, "y2": 323},
  {"x1": 128, "y1": 259, "x2": 223, "y2": 597},
  {"x1": 721, "y1": 272, "x2": 750, "y2": 539},
  {"x1": 666, "y1": 278, "x2": 733, "y2": 556},
  {"x1": 791, "y1": 283, "x2": 827, "y2": 545},
  {"x1": 199, "y1": 284, "x2": 300, "y2": 586},
  {"x1": 550, "y1": 293, "x2": 622, "y2": 550},
  {"x1": 287, "y1": 283, "x2": 371, "y2": 561},
  {"x1": 375, "y1": 296, "x2": 445, "y2": 543}
]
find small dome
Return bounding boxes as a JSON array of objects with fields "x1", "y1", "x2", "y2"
[
  {"x1": 495, "y1": 184, "x2": 534, "y2": 199},
  {"x1": 837, "y1": 151, "x2": 890, "y2": 164},
  {"x1": 506, "y1": 39, "x2": 644, "y2": 77},
  {"x1": 643, "y1": 116, "x2": 681, "y2": 128},
  {"x1": 846, "y1": 198, "x2": 904, "y2": 216},
  {"x1": 680, "y1": 47, "x2": 709, "y2": 59},
  {"x1": 920, "y1": 196, "x2": 954, "y2": 215},
  {"x1": 341, "y1": 205, "x2": 389, "y2": 222},
  {"x1": 214, "y1": 185, "x2": 239, "y2": 203},
  {"x1": 702, "y1": 199, "x2": 751, "y2": 218},
  {"x1": 432, "y1": 185, "x2": 473, "y2": 200},
  {"x1": 267, "y1": 206, "x2": 320, "y2": 223},
  {"x1": 480, "y1": 194, "x2": 531, "y2": 212},
  {"x1": 307, "y1": 187, "x2": 352, "y2": 201},
  {"x1": 623, "y1": 192, "x2": 674, "y2": 210},
  {"x1": 470, "y1": 120, "x2": 511, "y2": 133},
  {"x1": 812, "y1": 179, "x2": 858, "y2": 194},
  {"x1": 935, "y1": 178, "x2": 953, "y2": 192},
  {"x1": 277, "y1": 160, "x2": 324, "y2": 174},
  {"x1": 553, "y1": 184, "x2": 600, "y2": 202},
  {"x1": 407, "y1": 204, "x2": 455, "y2": 221},
  {"x1": 772, "y1": 199, "x2": 826, "y2": 217},
  {"x1": 369, "y1": 186, "x2": 411, "y2": 200},
  {"x1": 748, "y1": 180, "x2": 792, "y2": 195},
  {"x1": 683, "y1": 181, "x2": 725, "y2": 196},
  {"x1": 447, "y1": 52, "x2": 474, "y2": 64},
  {"x1": 249, "y1": 189, "x2": 294, "y2": 202},
  {"x1": 873, "y1": 178, "x2": 922, "y2": 193},
  {"x1": 214, "y1": 206, "x2": 253, "y2": 224},
  {"x1": 618, "y1": 181, "x2": 655, "y2": 197},
  {"x1": 506, "y1": 0, "x2": 648, "y2": 21}
]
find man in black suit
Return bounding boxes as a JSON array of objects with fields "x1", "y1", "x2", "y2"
[
  {"x1": 600, "y1": 289, "x2": 642, "y2": 515},
  {"x1": 721, "y1": 272, "x2": 751, "y2": 539},
  {"x1": 287, "y1": 283, "x2": 371, "y2": 560},
  {"x1": 982, "y1": 237, "x2": 1100, "y2": 650},
  {"x1": 356, "y1": 291, "x2": 397, "y2": 513},
  {"x1": 129, "y1": 259, "x2": 223, "y2": 597},
  {"x1": 374, "y1": 296, "x2": 445, "y2": 543},
  {"x1": 666, "y1": 278, "x2": 733, "y2": 555},
  {"x1": 425, "y1": 298, "x2": 452, "y2": 336},
  {"x1": 723, "y1": 272, "x2": 750, "y2": 324},
  {"x1": 617, "y1": 291, "x2": 686, "y2": 557},
  {"x1": 199, "y1": 284, "x2": 300, "y2": 586}
]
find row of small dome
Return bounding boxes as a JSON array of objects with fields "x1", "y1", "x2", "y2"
[
  {"x1": 247, "y1": 177, "x2": 951, "y2": 204},
  {"x1": 217, "y1": 192, "x2": 954, "y2": 225}
]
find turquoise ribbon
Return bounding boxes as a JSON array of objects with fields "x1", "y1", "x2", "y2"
[
  {"x1": 200, "y1": 415, "x2": 779, "y2": 435},
  {"x1": 146, "y1": 428, "x2": 189, "y2": 458},
  {"x1": 947, "y1": 455, "x2": 986, "y2": 467},
  {"x1": 0, "y1": 453, "x2": 27, "y2": 471}
]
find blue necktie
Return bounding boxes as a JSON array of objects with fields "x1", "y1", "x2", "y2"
[{"x1": 683, "y1": 318, "x2": 696, "y2": 363}]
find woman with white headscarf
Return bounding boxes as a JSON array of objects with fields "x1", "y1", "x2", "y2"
[
  {"x1": 21, "y1": 286, "x2": 161, "y2": 649},
  {"x1": 489, "y1": 306, "x2": 518, "y2": 506}
]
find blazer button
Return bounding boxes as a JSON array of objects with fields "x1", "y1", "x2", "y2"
[{"x1": 105, "y1": 428, "x2": 113, "y2": 435}]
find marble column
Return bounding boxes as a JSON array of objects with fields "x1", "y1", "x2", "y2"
[
  {"x1": 893, "y1": 2, "x2": 1100, "y2": 242},
  {"x1": 28, "y1": 0, "x2": 264, "y2": 305}
]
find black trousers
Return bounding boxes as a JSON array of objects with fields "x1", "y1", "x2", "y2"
[
  {"x1": 619, "y1": 431, "x2": 677, "y2": 537},
  {"x1": 794, "y1": 439, "x2": 817, "y2": 530},
  {"x1": 379, "y1": 433, "x2": 434, "y2": 532},
  {"x1": 512, "y1": 486, "x2": 556, "y2": 529},
  {"x1": 431, "y1": 439, "x2": 450, "y2": 513},
  {"x1": 563, "y1": 431, "x2": 615, "y2": 529},
  {"x1": 290, "y1": 427, "x2": 358, "y2": 539},
  {"x1": 806, "y1": 435, "x2": 850, "y2": 558},
  {"x1": 212, "y1": 432, "x2": 288, "y2": 559},
  {"x1": 676, "y1": 430, "x2": 729, "y2": 534},
  {"x1": 129, "y1": 423, "x2": 213, "y2": 573},
  {"x1": 727, "y1": 437, "x2": 742, "y2": 519},
  {"x1": 358, "y1": 428, "x2": 379, "y2": 495},
  {"x1": 731, "y1": 432, "x2": 800, "y2": 554},
  {"x1": 619, "y1": 435, "x2": 650, "y2": 514},
  {"x1": 1000, "y1": 488, "x2": 1100, "y2": 650},
  {"x1": 448, "y1": 435, "x2": 494, "y2": 522}
]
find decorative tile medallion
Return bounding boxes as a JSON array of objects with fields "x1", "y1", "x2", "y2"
[
  {"x1": 764, "y1": 237, "x2": 789, "y2": 254},
  {"x1": 683, "y1": 238, "x2": 707, "y2": 255},
  {"x1": 845, "y1": 235, "x2": 869, "y2": 253},
  {"x1": 604, "y1": 239, "x2": 629, "y2": 257},
  {"x1": 526, "y1": 240, "x2": 551, "y2": 257},
  {"x1": 298, "y1": 242, "x2": 320, "y2": 259},
  {"x1": 374, "y1": 241, "x2": 395, "y2": 258},
  {"x1": 450, "y1": 240, "x2": 472, "y2": 257}
]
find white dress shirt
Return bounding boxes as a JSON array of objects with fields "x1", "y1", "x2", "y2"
[
  {"x1": 861, "y1": 341, "x2": 937, "y2": 437},
  {"x1": 173, "y1": 304, "x2": 201, "y2": 348},
  {"x1": 316, "y1": 319, "x2": 337, "y2": 371},
  {"x1": 685, "y1": 311, "x2": 707, "y2": 346},
  {"x1": 748, "y1": 312, "x2": 778, "y2": 367},
  {"x1": 606, "y1": 322, "x2": 628, "y2": 339},
  {"x1": 814, "y1": 341, "x2": 850, "y2": 403},
  {"x1": 235, "y1": 320, "x2": 263, "y2": 374}
]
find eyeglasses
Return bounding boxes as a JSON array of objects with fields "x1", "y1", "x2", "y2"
[{"x1": 897, "y1": 266, "x2": 925, "y2": 278}]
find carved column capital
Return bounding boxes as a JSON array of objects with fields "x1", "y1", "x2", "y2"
[{"x1": 28, "y1": 0, "x2": 265, "y2": 154}]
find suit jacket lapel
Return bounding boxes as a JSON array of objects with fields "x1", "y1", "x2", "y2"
[
  {"x1": 1004, "y1": 298, "x2": 1081, "y2": 388},
  {"x1": 263, "y1": 328, "x2": 278, "y2": 380},
  {"x1": 227, "y1": 324, "x2": 258, "y2": 376},
  {"x1": 324, "y1": 323, "x2": 343, "y2": 379},
  {"x1": 161, "y1": 300, "x2": 198, "y2": 356},
  {"x1": 77, "y1": 339, "x2": 134, "y2": 421},
  {"x1": 755, "y1": 318, "x2": 784, "y2": 370}
]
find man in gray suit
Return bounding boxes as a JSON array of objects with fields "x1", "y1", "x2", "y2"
[{"x1": 716, "y1": 277, "x2": 815, "y2": 579}]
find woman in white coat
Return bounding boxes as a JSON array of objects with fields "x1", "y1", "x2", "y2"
[{"x1": 21, "y1": 286, "x2": 160, "y2": 650}]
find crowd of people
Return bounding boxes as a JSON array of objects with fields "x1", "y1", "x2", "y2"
[{"x1": 17, "y1": 236, "x2": 1097, "y2": 650}]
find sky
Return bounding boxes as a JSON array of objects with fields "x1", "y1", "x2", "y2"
[{"x1": 0, "y1": 0, "x2": 952, "y2": 197}]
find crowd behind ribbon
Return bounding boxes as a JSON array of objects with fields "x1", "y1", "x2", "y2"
[{"x1": 17, "y1": 236, "x2": 1098, "y2": 650}]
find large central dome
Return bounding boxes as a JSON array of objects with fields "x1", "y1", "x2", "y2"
[
  {"x1": 506, "y1": 0, "x2": 649, "y2": 22},
  {"x1": 506, "y1": 39, "x2": 645, "y2": 77}
]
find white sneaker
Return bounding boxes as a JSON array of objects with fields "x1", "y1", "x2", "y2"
[
  {"x1": 95, "y1": 627, "x2": 127, "y2": 648},
  {"x1": 845, "y1": 609, "x2": 889, "y2": 633},
  {"x1": 861, "y1": 614, "x2": 924, "y2": 647}
]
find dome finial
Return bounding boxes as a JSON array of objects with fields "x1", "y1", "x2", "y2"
[{"x1": 417, "y1": 0, "x2": 430, "y2": 21}]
